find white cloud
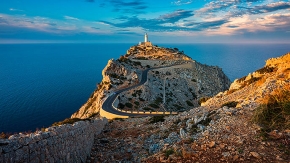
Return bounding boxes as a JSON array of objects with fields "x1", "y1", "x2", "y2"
[
  {"x1": 64, "y1": 16, "x2": 80, "y2": 21},
  {"x1": 9, "y1": 8, "x2": 24, "y2": 12},
  {"x1": 172, "y1": 0, "x2": 192, "y2": 6}
]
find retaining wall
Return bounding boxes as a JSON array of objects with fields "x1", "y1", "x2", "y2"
[{"x1": 0, "y1": 118, "x2": 108, "y2": 163}]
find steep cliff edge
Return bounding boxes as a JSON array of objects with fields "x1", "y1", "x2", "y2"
[{"x1": 71, "y1": 44, "x2": 230, "y2": 119}]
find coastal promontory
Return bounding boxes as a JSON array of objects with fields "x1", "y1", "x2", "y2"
[{"x1": 71, "y1": 38, "x2": 231, "y2": 119}]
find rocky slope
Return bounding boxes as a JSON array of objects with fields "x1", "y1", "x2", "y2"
[
  {"x1": 87, "y1": 53, "x2": 290, "y2": 162},
  {"x1": 71, "y1": 44, "x2": 230, "y2": 119}
]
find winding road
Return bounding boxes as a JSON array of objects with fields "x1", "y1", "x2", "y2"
[{"x1": 101, "y1": 65, "x2": 178, "y2": 118}]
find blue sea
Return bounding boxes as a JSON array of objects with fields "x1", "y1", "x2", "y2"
[{"x1": 0, "y1": 43, "x2": 289, "y2": 133}]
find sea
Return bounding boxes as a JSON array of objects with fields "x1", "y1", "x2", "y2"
[{"x1": 0, "y1": 43, "x2": 289, "y2": 133}]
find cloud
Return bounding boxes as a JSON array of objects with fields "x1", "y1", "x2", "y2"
[
  {"x1": 108, "y1": 0, "x2": 148, "y2": 14},
  {"x1": 229, "y1": 1, "x2": 290, "y2": 17},
  {"x1": 101, "y1": 10, "x2": 194, "y2": 31},
  {"x1": 171, "y1": 0, "x2": 193, "y2": 6},
  {"x1": 64, "y1": 16, "x2": 80, "y2": 21},
  {"x1": 9, "y1": 8, "x2": 24, "y2": 12}
]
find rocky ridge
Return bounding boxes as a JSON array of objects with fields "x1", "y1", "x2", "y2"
[
  {"x1": 71, "y1": 44, "x2": 230, "y2": 119},
  {"x1": 87, "y1": 53, "x2": 290, "y2": 162}
]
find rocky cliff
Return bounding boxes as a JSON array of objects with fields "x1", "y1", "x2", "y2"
[
  {"x1": 87, "y1": 52, "x2": 290, "y2": 162},
  {"x1": 71, "y1": 44, "x2": 231, "y2": 119}
]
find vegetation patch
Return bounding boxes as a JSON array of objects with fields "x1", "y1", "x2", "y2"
[
  {"x1": 164, "y1": 148, "x2": 175, "y2": 158},
  {"x1": 125, "y1": 102, "x2": 133, "y2": 108},
  {"x1": 186, "y1": 100, "x2": 194, "y2": 106},
  {"x1": 149, "y1": 103, "x2": 159, "y2": 108},
  {"x1": 149, "y1": 116, "x2": 165, "y2": 123},
  {"x1": 134, "y1": 101, "x2": 140, "y2": 106},
  {"x1": 256, "y1": 66, "x2": 277, "y2": 74},
  {"x1": 221, "y1": 101, "x2": 238, "y2": 107},
  {"x1": 154, "y1": 97, "x2": 163, "y2": 105},
  {"x1": 118, "y1": 103, "x2": 125, "y2": 109},
  {"x1": 252, "y1": 85, "x2": 290, "y2": 130}
]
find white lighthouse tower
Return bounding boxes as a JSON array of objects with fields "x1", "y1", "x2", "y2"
[{"x1": 144, "y1": 33, "x2": 148, "y2": 42}]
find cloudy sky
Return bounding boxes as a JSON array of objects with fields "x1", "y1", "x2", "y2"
[{"x1": 0, "y1": 0, "x2": 290, "y2": 43}]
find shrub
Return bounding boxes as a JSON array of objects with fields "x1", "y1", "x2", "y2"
[
  {"x1": 198, "y1": 97, "x2": 210, "y2": 105},
  {"x1": 149, "y1": 116, "x2": 165, "y2": 123},
  {"x1": 191, "y1": 79, "x2": 197, "y2": 82},
  {"x1": 134, "y1": 101, "x2": 140, "y2": 106},
  {"x1": 154, "y1": 97, "x2": 163, "y2": 105},
  {"x1": 221, "y1": 101, "x2": 238, "y2": 107},
  {"x1": 164, "y1": 148, "x2": 174, "y2": 157},
  {"x1": 252, "y1": 85, "x2": 290, "y2": 130},
  {"x1": 118, "y1": 103, "x2": 125, "y2": 109},
  {"x1": 256, "y1": 66, "x2": 276, "y2": 74},
  {"x1": 125, "y1": 103, "x2": 133, "y2": 108},
  {"x1": 149, "y1": 103, "x2": 159, "y2": 108},
  {"x1": 186, "y1": 100, "x2": 194, "y2": 106}
]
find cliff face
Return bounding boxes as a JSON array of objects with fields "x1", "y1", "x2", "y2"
[
  {"x1": 71, "y1": 44, "x2": 230, "y2": 118},
  {"x1": 71, "y1": 59, "x2": 142, "y2": 119}
]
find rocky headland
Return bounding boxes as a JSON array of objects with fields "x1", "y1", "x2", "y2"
[{"x1": 71, "y1": 44, "x2": 230, "y2": 119}]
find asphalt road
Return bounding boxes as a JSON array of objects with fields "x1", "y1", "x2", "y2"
[{"x1": 101, "y1": 65, "x2": 175, "y2": 117}]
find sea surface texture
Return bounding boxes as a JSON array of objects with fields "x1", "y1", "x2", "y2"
[{"x1": 0, "y1": 43, "x2": 289, "y2": 133}]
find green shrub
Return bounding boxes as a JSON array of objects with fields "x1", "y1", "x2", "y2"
[
  {"x1": 134, "y1": 101, "x2": 140, "y2": 106},
  {"x1": 186, "y1": 100, "x2": 194, "y2": 106},
  {"x1": 125, "y1": 103, "x2": 133, "y2": 108},
  {"x1": 149, "y1": 116, "x2": 165, "y2": 123},
  {"x1": 252, "y1": 86, "x2": 290, "y2": 130},
  {"x1": 221, "y1": 101, "x2": 238, "y2": 107},
  {"x1": 149, "y1": 103, "x2": 159, "y2": 108},
  {"x1": 191, "y1": 79, "x2": 197, "y2": 82},
  {"x1": 164, "y1": 148, "x2": 174, "y2": 157},
  {"x1": 154, "y1": 97, "x2": 163, "y2": 105},
  {"x1": 118, "y1": 103, "x2": 125, "y2": 109}
]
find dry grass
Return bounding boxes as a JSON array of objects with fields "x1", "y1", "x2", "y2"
[{"x1": 252, "y1": 84, "x2": 290, "y2": 130}]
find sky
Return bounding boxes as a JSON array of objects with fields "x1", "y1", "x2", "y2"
[{"x1": 0, "y1": 0, "x2": 290, "y2": 43}]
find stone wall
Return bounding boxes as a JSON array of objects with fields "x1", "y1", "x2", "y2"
[{"x1": 0, "y1": 118, "x2": 108, "y2": 163}]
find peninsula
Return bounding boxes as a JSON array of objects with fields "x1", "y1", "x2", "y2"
[{"x1": 71, "y1": 34, "x2": 231, "y2": 119}]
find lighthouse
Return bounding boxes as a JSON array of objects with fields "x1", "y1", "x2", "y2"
[{"x1": 144, "y1": 33, "x2": 148, "y2": 42}]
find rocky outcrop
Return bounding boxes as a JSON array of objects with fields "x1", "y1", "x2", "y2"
[
  {"x1": 71, "y1": 44, "x2": 230, "y2": 118},
  {"x1": 208, "y1": 52, "x2": 290, "y2": 108},
  {"x1": 0, "y1": 118, "x2": 107, "y2": 163}
]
